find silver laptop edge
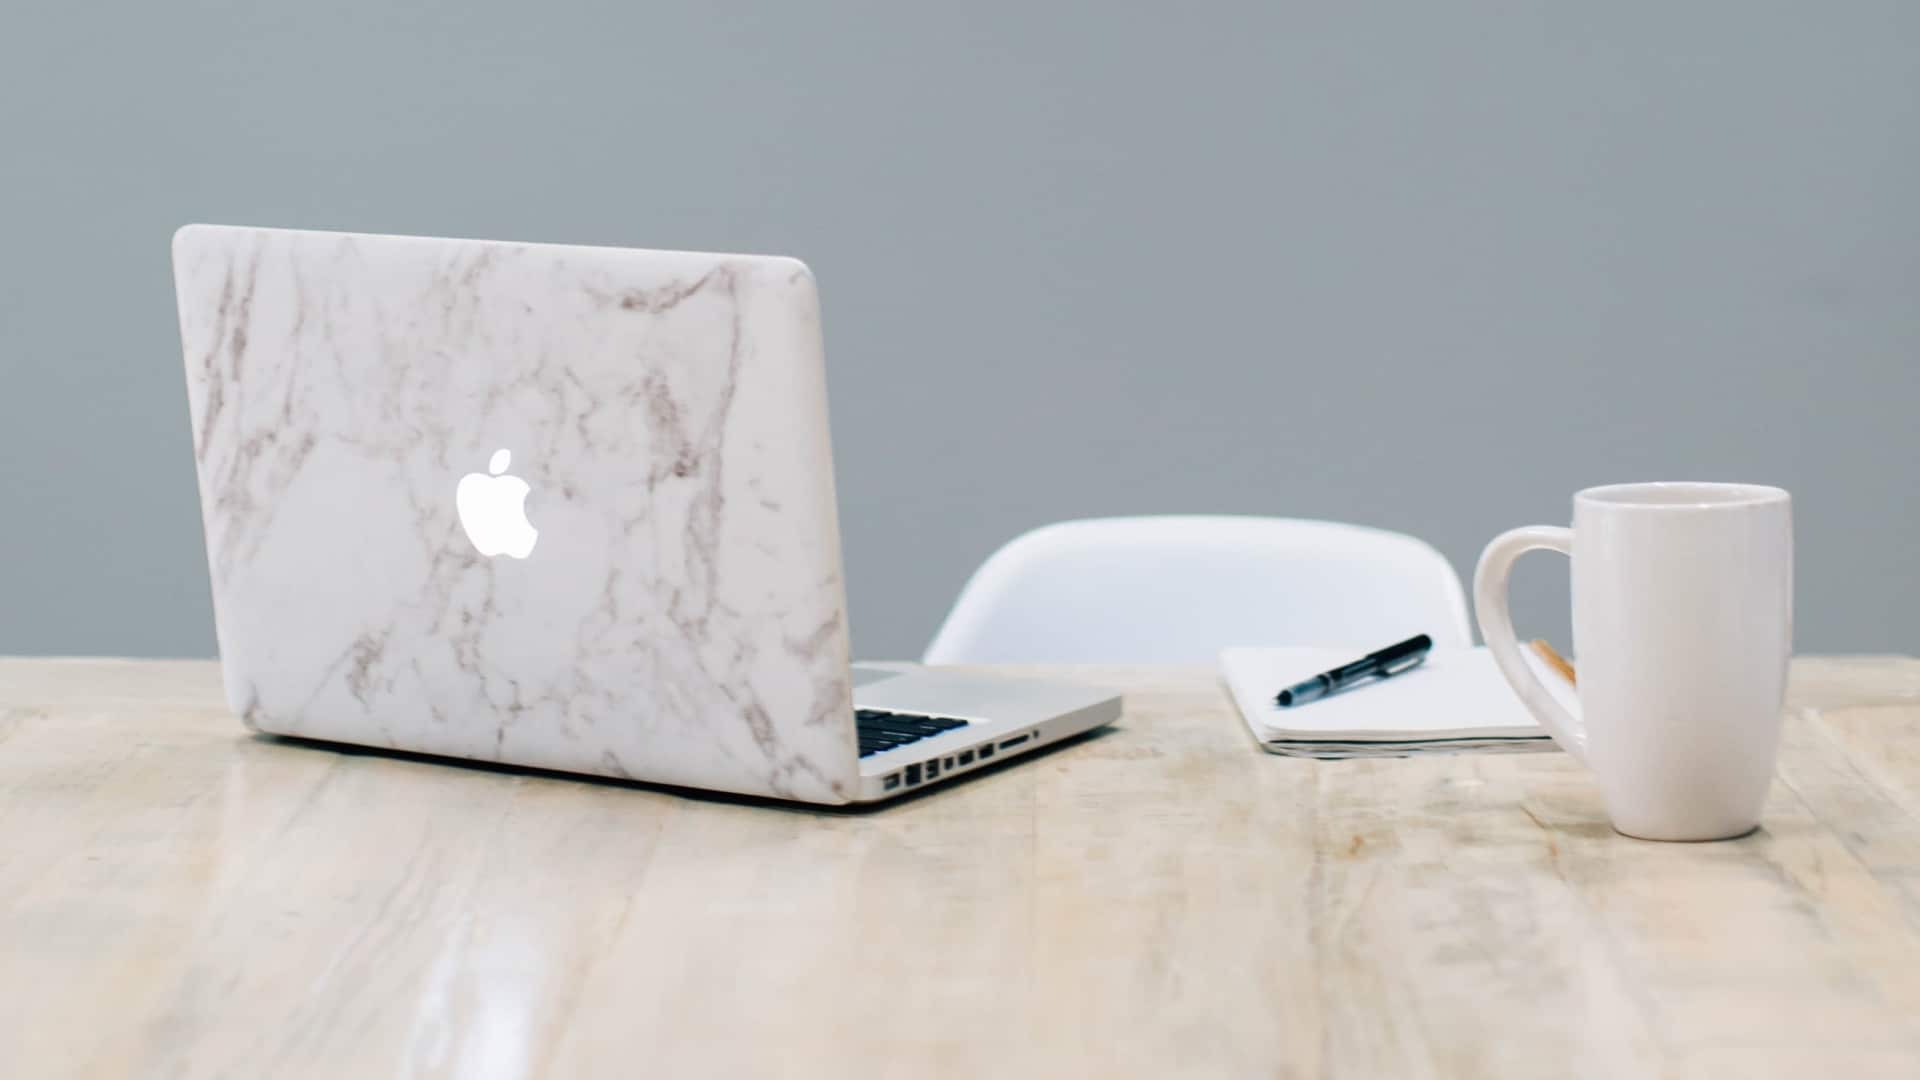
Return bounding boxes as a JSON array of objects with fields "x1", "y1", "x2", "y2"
[{"x1": 847, "y1": 665, "x2": 1121, "y2": 799}]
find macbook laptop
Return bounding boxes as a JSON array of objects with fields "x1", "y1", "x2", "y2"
[{"x1": 170, "y1": 224, "x2": 1120, "y2": 804}]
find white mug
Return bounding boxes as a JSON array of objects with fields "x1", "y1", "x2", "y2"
[{"x1": 1474, "y1": 482, "x2": 1793, "y2": 841}]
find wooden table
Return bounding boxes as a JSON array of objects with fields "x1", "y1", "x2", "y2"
[{"x1": 5, "y1": 657, "x2": 1920, "y2": 1078}]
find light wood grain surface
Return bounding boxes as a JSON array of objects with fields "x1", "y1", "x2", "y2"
[{"x1": 4, "y1": 656, "x2": 1920, "y2": 1078}]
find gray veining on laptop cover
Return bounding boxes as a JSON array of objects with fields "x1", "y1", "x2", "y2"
[{"x1": 172, "y1": 225, "x2": 858, "y2": 802}]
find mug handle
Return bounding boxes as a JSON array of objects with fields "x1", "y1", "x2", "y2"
[{"x1": 1474, "y1": 526, "x2": 1588, "y2": 763}]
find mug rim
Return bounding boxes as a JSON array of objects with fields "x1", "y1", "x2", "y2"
[{"x1": 1576, "y1": 481, "x2": 1790, "y2": 510}]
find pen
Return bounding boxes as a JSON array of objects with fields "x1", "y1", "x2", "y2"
[{"x1": 1275, "y1": 634, "x2": 1433, "y2": 707}]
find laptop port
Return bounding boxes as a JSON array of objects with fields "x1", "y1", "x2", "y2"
[
  {"x1": 959, "y1": 750, "x2": 974, "y2": 765},
  {"x1": 944, "y1": 756, "x2": 955, "y2": 769},
  {"x1": 925, "y1": 759, "x2": 941, "y2": 781},
  {"x1": 998, "y1": 734, "x2": 1030, "y2": 750},
  {"x1": 884, "y1": 773, "x2": 900, "y2": 791},
  {"x1": 978, "y1": 744, "x2": 995, "y2": 760},
  {"x1": 905, "y1": 763, "x2": 922, "y2": 786}
]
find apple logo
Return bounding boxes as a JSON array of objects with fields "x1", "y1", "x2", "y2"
[{"x1": 456, "y1": 449, "x2": 539, "y2": 559}]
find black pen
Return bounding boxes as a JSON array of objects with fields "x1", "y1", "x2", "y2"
[{"x1": 1275, "y1": 634, "x2": 1433, "y2": 707}]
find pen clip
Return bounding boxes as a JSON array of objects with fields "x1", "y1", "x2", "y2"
[{"x1": 1378, "y1": 653, "x2": 1427, "y2": 678}]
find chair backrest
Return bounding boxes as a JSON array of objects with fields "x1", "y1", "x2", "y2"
[{"x1": 923, "y1": 516, "x2": 1472, "y2": 665}]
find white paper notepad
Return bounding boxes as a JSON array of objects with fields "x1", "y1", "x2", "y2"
[{"x1": 1220, "y1": 646, "x2": 1567, "y2": 758}]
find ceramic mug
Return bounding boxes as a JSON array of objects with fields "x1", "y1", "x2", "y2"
[{"x1": 1474, "y1": 482, "x2": 1793, "y2": 841}]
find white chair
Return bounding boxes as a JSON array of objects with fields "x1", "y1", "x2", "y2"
[{"x1": 923, "y1": 516, "x2": 1472, "y2": 665}]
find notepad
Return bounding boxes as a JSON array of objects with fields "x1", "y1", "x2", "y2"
[{"x1": 1219, "y1": 646, "x2": 1567, "y2": 758}]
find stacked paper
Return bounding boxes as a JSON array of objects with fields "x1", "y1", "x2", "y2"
[{"x1": 1220, "y1": 646, "x2": 1567, "y2": 758}]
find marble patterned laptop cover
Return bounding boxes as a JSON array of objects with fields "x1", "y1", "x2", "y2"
[{"x1": 173, "y1": 225, "x2": 860, "y2": 802}]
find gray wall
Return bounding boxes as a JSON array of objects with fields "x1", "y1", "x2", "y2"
[{"x1": 3, "y1": 2, "x2": 1917, "y2": 659}]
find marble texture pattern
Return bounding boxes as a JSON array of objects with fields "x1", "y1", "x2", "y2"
[{"x1": 171, "y1": 224, "x2": 859, "y2": 803}]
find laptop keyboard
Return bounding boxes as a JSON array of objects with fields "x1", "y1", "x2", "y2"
[{"x1": 857, "y1": 709, "x2": 968, "y2": 758}]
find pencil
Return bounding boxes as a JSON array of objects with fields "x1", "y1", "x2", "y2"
[{"x1": 1530, "y1": 639, "x2": 1576, "y2": 685}]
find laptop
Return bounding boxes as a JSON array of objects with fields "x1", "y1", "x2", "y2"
[{"x1": 170, "y1": 224, "x2": 1120, "y2": 805}]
